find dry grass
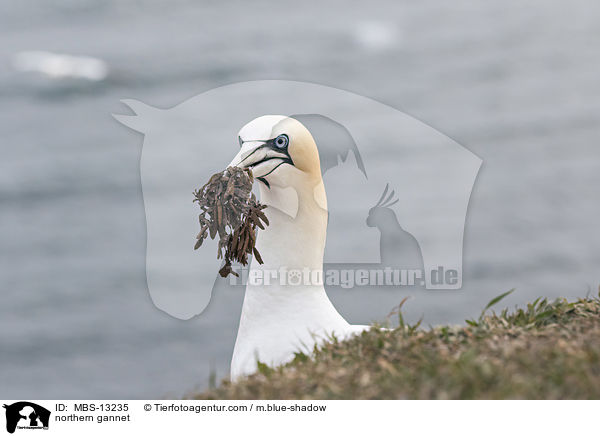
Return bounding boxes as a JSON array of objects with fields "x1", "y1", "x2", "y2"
[{"x1": 191, "y1": 290, "x2": 600, "y2": 399}]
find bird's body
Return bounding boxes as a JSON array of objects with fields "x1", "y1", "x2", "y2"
[{"x1": 228, "y1": 115, "x2": 367, "y2": 379}]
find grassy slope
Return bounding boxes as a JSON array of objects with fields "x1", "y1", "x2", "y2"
[{"x1": 192, "y1": 291, "x2": 600, "y2": 399}]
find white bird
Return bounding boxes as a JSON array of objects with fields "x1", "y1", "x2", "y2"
[{"x1": 228, "y1": 115, "x2": 368, "y2": 379}]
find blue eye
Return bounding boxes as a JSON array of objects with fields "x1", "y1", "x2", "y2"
[{"x1": 274, "y1": 134, "x2": 288, "y2": 148}]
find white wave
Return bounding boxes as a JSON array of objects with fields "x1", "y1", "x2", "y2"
[
  {"x1": 354, "y1": 21, "x2": 401, "y2": 51},
  {"x1": 11, "y1": 50, "x2": 109, "y2": 81}
]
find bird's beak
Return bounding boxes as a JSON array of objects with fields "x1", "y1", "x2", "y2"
[
  {"x1": 228, "y1": 140, "x2": 291, "y2": 176},
  {"x1": 229, "y1": 141, "x2": 266, "y2": 169}
]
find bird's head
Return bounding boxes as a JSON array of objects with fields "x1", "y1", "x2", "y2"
[{"x1": 229, "y1": 115, "x2": 322, "y2": 189}]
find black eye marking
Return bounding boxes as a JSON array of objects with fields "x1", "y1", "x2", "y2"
[
  {"x1": 237, "y1": 134, "x2": 294, "y2": 171},
  {"x1": 274, "y1": 134, "x2": 289, "y2": 149}
]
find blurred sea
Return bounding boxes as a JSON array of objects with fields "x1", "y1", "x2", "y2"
[{"x1": 1, "y1": 0, "x2": 599, "y2": 398}]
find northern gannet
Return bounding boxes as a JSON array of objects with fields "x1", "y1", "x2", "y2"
[{"x1": 228, "y1": 115, "x2": 368, "y2": 379}]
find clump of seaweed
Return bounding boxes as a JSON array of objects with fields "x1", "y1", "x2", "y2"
[{"x1": 193, "y1": 166, "x2": 269, "y2": 277}]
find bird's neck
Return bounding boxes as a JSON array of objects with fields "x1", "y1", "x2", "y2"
[
  {"x1": 252, "y1": 177, "x2": 327, "y2": 276},
  {"x1": 235, "y1": 176, "x2": 353, "y2": 366}
]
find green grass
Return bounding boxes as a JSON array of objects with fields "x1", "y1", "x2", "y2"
[{"x1": 191, "y1": 290, "x2": 600, "y2": 399}]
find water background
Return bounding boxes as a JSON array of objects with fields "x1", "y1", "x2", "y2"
[{"x1": 1, "y1": 0, "x2": 599, "y2": 398}]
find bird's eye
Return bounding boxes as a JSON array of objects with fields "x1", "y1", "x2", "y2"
[
  {"x1": 238, "y1": 136, "x2": 243, "y2": 147},
  {"x1": 274, "y1": 134, "x2": 289, "y2": 149}
]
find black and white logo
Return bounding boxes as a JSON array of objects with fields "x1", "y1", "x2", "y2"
[{"x1": 3, "y1": 402, "x2": 50, "y2": 434}]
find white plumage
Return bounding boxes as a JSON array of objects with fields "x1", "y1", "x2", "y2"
[{"x1": 228, "y1": 115, "x2": 367, "y2": 379}]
